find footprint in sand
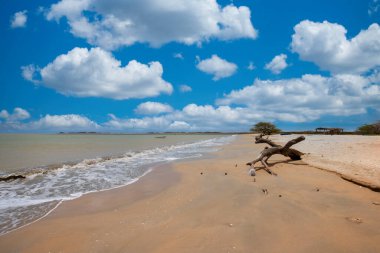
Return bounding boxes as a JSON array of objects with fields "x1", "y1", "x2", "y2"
[{"x1": 345, "y1": 217, "x2": 363, "y2": 224}]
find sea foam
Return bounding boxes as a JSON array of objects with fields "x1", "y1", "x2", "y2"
[{"x1": 0, "y1": 135, "x2": 235, "y2": 235}]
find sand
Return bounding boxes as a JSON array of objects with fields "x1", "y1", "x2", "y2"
[
  {"x1": 1, "y1": 134, "x2": 380, "y2": 253},
  {"x1": 272, "y1": 134, "x2": 380, "y2": 188}
]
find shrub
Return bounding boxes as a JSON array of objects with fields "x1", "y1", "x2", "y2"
[
  {"x1": 356, "y1": 121, "x2": 380, "y2": 135},
  {"x1": 250, "y1": 122, "x2": 281, "y2": 135}
]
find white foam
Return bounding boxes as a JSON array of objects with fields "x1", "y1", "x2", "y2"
[{"x1": 0, "y1": 135, "x2": 235, "y2": 236}]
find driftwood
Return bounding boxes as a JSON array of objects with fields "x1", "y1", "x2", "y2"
[
  {"x1": 254, "y1": 134, "x2": 304, "y2": 160},
  {"x1": 246, "y1": 135, "x2": 306, "y2": 176}
]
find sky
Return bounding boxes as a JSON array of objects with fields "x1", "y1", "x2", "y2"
[{"x1": 1, "y1": 0, "x2": 380, "y2": 133}]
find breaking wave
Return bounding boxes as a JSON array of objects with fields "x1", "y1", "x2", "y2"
[{"x1": 0, "y1": 135, "x2": 235, "y2": 236}]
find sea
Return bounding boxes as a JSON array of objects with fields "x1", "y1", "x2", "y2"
[{"x1": 0, "y1": 133, "x2": 235, "y2": 236}]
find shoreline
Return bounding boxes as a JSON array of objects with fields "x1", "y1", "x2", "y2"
[
  {"x1": 0, "y1": 135, "x2": 235, "y2": 236},
  {"x1": 1, "y1": 135, "x2": 380, "y2": 252},
  {"x1": 0, "y1": 167, "x2": 154, "y2": 237}
]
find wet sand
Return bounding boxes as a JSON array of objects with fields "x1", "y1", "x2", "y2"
[{"x1": 1, "y1": 134, "x2": 380, "y2": 253}]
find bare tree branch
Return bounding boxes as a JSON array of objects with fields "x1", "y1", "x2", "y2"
[{"x1": 247, "y1": 135, "x2": 305, "y2": 176}]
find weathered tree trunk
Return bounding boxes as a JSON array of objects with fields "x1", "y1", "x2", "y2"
[
  {"x1": 254, "y1": 134, "x2": 304, "y2": 160},
  {"x1": 247, "y1": 135, "x2": 305, "y2": 176}
]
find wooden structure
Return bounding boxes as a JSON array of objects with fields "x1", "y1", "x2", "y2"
[{"x1": 315, "y1": 127, "x2": 343, "y2": 135}]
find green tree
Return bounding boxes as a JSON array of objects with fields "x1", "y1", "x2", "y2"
[
  {"x1": 250, "y1": 122, "x2": 281, "y2": 135},
  {"x1": 356, "y1": 121, "x2": 380, "y2": 135}
]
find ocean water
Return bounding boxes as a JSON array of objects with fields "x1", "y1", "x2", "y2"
[{"x1": 0, "y1": 134, "x2": 235, "y2": 235}]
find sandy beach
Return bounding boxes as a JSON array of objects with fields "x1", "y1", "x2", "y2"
[{"x1": 1, "y1": 134, "x2": 380, "y2": 253}]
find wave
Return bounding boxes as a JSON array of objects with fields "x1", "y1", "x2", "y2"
[{"x1": 0, "y1": 135, "x2": 235, "y2": 236}]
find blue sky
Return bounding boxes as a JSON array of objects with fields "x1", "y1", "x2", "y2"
[{"x1": 1, "y1": 0, "x2": 379, "y2": 132}]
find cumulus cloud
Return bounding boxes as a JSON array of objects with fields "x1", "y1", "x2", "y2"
[
  {"x1": 247, "y1": 62, "x2": 255, "y2": 70},
  {"x1": 196, "y1": 55, "x2": 237, "y2": 80},
  {"x1": 21, "y1": 65, "x2": 40, "y2": 83},
  {"x1": 31, "y1": 114, "x2": 99, "y2": 130},
  {"x1": 179, "y1": 84, "x2": 192, "y2": 93},
  {"x1": 173, "y1": 53, "x2": 184, "y2": 60},
  {"x1": 217, "y1": 74, "x2": 380, "y2": 122},
  {"x1": 0, "y1": 108, "x2": 30, "y2": 122},
  {"x1": 265, "y1": 54, "x2": 288, "y2": 74},
  {"x1": 369, "y1": 0, "x2": 380, "y2": 16},
  {"x1": 134, "y1": 102, "x2": 173, "y2": 115},
  {"x1": 103, "y1": 103, "x2": 266, "y2": 132},
  {"x1": 0, "y1": 109, "x2": 100, "y2": 132},
  {"x1": 291, "y1": 20, "x2": 380, "y2": 74},
  {"x1": 104, "y1": 115, "x2": 172, "y2": 131},
  {"x1": 23, "y1": 47, "x2": 172, "y2": 100},
  {"x1": 0, "y1": 110, "x2": 9, "y2": 119},
  {"x1": 169, "y1": 121, "x2": 191, "y2": 130},
  {"x1": 46, "y1": 0, "x2": 257, "y2": 50},
  {"x1": 4, "y1": 71, "x2": 380, "y2": 133},
  {"x1": 59, "y1": 73, "x2": 380, "y2": 132},
  {"x1": 10, "y1": 10, "x2": 27, "y2": 28}
]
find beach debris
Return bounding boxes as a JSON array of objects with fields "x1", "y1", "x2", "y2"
[
  {"x1": 246, "y1": 135, "x2": 305, "y2": 176},
  {"x1": 253, "y1": 178, "x2": 256, "y2": 182},
  {"x1": 235, "y1": 164, "x2": 238, "y2": 167},
  {"x1": 248, "y1": 168, "x2": 256, "y2": 176},
  {"x1": 225, "y1": 172, "x2": 228, "y2": 175},
  {"x1": 316, "y1": 187, "x2": 320, "y2": 192},
  {"x1": 228, "y1": 223, "x2": 234, "y2": 227},
  {"x1": 200, "y1": 172, "x2": 203, "y2": 175},
  {"x1": 0, "y1": 174, "x2": 26, "y2": 182},
  {"x1": 345, "y1": 217, "x2": 363, "y2": 224},
  {"x1": 253, "y1": 134, "x2": 304, "y2": 160},
  {"x1": 278, "y1": 194, "x2": 282, "y2": 197},
  {"x1": 372, "y1": 201, "x2": 380, "y2": 205},
  {"x1": 262, "y1": 188, "x2": 268, "y2": 195}
]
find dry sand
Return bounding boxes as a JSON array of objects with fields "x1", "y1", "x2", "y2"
[
  {"x1": 1, "y1": 134, "x2": 380, "y2": 253},
  {"x1": 272, "y1": 134, "x2": 380, "y2": 189}
]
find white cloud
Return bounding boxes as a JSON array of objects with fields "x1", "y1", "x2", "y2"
[
  {"x1": 369, "y1": 0, "x2": 380, "y2": 16},
  {"x1": 31, "y1": 114, "x2": 99, "y2": 130},
  {"x1": 134, "y1": 102, "x2": 173, "y2": 115},
  {"x1": 23, "y1": 47, "x2": 173, "y2": 100},
  {"x1": 179, "y1": 84, "x2": 192, "y2": 93},
  {"x1": 0, "y1": 109, "x2": 99, "y2": 132},
  {"x1": 196, "y1": 54, "x2": 237, "y2": 80},
  {"x1": 29, "y1": 73, "x2": 379, "y2": 133},
  {"x1": 247, "y1": 61, "x2": 255, "y2": 70},
  {"x1": 46, "y1": 0, "x2": 257, "y2": 50},
  {"x1": 21, "y1": 65, "x2": 40, "y2": 83},
  {"x1": 0, "y1": 108, "x2": 30, "y2": 122},
  {"x1": 265, "y1": 54, "x2": 288, "y2": 74},
  {"x1": 104, "y1": 115, "x2": 171, "y2": 131},
  {"x1": 217, "y1": 74, "x2": 380, "y2": 122},
  {"x1": 0, "y1": 110, "x2": 10, "y2": 120},
  {"x1": 4, "y1": 70, "x2": 380, "y2": 133},
  {"x1": 173, "y1": 53, "x2": 184, "y2": 60},
  {"x1": 10, "y1": 10, "x2": 27, "y2": 28},
  {"x1": 291, "y1": 20, "x2": 380, "y2": 74},
  {"x1": 103, "y1": 103, "x2": 262, "y2": 132},
  {"x1": 0, "y1": 107, "x2": 31, "y2": 131},
  {"x1": 169, "y1": 121, "x2": 191, "y2": 130}
]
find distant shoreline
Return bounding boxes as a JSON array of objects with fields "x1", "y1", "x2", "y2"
[{"x1": 56, "y1": 131, "x2": 245, "y2": 135}]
